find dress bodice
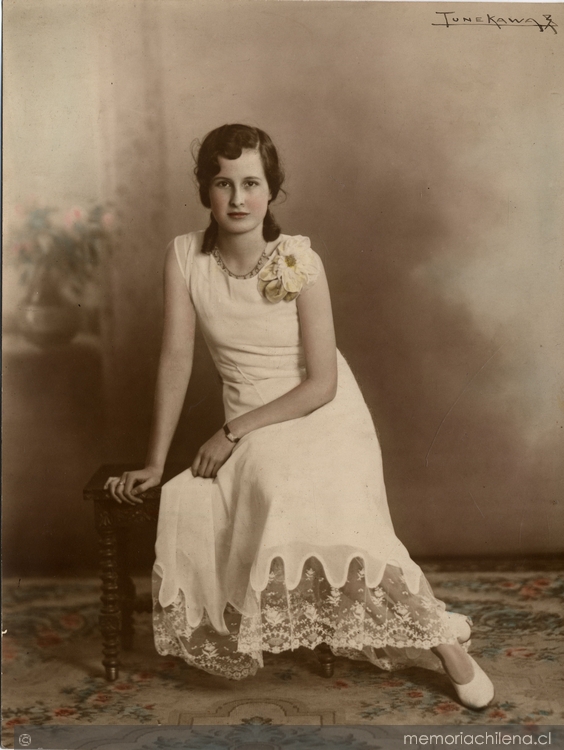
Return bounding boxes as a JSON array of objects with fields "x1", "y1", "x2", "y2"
[{"x1": 173, "y1": 231, "x2": 317, "y2": 419}]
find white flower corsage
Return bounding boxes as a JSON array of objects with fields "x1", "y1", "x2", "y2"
[{"x1": 258, "y1": 236, "x2": 320, "y2": 303}]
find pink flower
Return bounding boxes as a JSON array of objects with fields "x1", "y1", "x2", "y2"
[
  {"x1": 435, "y1": 702, "x2": 459, "y2": 714},
  {"x1": 134, "y1": 671, "x2": 152, "y2": 681},
  {"x1": 5, "y1": 717, "x2": 29, "y2": 727},
  {"x1": 408, "y1": 690, "x2": 423, "y2": 698},
  {"x1": 489, "y1": 709, "x2": 507, "y2": 719},
  {"x1": 60, "y1": 613, "x2": 85, "y2": 630},
  {"x1": 334, "y1": 680, "x2": 349, "y2": 689},
  {"x1": 381, "y1": 679, "x2": 404, "y2": 688},
  {"x1": 506, "y1": 647, "x2": 534, "y2": 658},
  {"x1": 64, "y1": 207, "x2": 84, "y2": 227},
  {"x1": 520, "y1": 586, "x2": 540, "y2": 598},
  {"x1": 114, "y1": 683, "x2": 134, "y2": 691},
  {"x1": 94, "y1": 693, "x2": 112, "y2": 703},
  {"x1": 54, "y1": 707, "x2": 76, "y2": 717},
  {"x1": 532, "y1": 578, "x2": 551, "y2": 587},
  {"x1": 37, "y1": 630, "x2": 61, "y2": 647}
]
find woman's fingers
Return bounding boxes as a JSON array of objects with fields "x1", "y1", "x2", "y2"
[
  {"x1": 197, "y1": 456, "x2": 211, "y2": 478},
  {"x1": 135, "y1": 477, "x2": 159, "y2": 494},
  {"x1": 104, "y1": 475, "x2": 139, "y2": 504},
  {"x1": 104, "y1": 476, "x2": 124, "y2": 503},
  {"x1": 123, "y1": 475, "x2": 143, "y2": 504},
  {"x1": 191, "y1": 452, "x2": 218, "y2": 479},
  {"x1": 115, "y1": 476, "x2": 133, "y2": 504},
  {"x1": 191, "y1": 430, "x2": 235, "y2": 478},
  {"x1": 202, "y1": 459, "x2": 216, "y2": 478}
]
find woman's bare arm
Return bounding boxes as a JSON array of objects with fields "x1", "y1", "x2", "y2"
[
  {"x1": 191, "y1": 261, "x2": 338, "y2": 478},
  {"x1": 109, "y1": 242, "x2": 196, "y2": 503}
]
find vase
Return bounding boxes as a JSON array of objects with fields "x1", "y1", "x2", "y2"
[{"x1": 17, "y1": 266, "x2": 81, "y2": 348}]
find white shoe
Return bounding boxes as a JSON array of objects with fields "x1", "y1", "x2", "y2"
[
  {"x1": 450, "y1": 655, "x2": 495, "y2": 710},
  {"x1": 446, "y1": 612, "x2": 472, "y2": 644}
]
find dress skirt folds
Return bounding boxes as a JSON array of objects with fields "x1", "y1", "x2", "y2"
[{"x1": 152, "y1": 231, "x2": 468, "y2": 680}]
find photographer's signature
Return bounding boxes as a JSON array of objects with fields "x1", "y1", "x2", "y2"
[{"x1": 433, "y1": 11, "x2": 557, "y2": 34}]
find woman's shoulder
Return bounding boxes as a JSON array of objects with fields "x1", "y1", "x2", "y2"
[
  {"x1": 170, "y1": 230, "x2": 207, "y2": 280},
  {"x1": 172, "y1": 230, "x2": 206, "y2": 255}
]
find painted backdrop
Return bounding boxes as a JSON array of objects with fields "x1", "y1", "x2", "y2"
[{"x1": 3, "y1": 0, "x2": 563, "y2": 573}]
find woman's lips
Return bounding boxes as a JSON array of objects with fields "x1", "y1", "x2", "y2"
[{"x1": 228, "y1": 212, "x2": 249, "y2": 218}]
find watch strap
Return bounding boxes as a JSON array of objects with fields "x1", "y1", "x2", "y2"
[{"x1": 223, "y1": 423, "x2": 240, "y2": 443}]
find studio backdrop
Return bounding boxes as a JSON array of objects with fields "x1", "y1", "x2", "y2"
[{"x1": 3, "y1": 0, "x2": 563, "y2": 575}]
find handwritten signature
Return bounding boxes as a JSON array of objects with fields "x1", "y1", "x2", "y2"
[{"x1": 433, "y1": 12, "x2": 557, "y2": 34}]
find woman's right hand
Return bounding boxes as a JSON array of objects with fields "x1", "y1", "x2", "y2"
[{"x1": 104, "y1": 467, "x2": 163, "y2": 505}]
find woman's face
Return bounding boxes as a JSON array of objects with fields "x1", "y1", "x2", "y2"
[{"x1": 209, "y1": 149, "x2": 271, "y2": 240}]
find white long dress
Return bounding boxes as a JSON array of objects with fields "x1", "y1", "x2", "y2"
[{"x1": 152, "y1": 231, "x2": 467, "y2": 680}]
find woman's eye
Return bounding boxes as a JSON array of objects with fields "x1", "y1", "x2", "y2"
[{"x1": 245, "y1": 181, "x2": 258, "y2": 188}]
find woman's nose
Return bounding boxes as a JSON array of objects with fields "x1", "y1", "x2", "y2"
[{"x1": 229, "y1": 186, "x2": 244, "y2": 206}]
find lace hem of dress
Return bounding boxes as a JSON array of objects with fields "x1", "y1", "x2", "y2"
[{"x1": 152, "y1": 557, "x2": 463, "y2": 681}]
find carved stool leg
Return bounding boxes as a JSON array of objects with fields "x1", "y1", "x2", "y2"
[
  {"x1": 96, "y1": 503, "x2": 121, "y2": 681},
  {"x1": 117, "y1": 528, "x2": 136, "y2": 651},
  {"x1": 316, "y1": 642, "x2": 335, "y2": 678}
]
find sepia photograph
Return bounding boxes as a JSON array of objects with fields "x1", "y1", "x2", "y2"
[{"x1": 2, "y1": 0, "x2": 563, "y2": 748}]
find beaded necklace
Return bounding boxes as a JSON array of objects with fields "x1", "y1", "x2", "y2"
[{"x1": 212, "y1": 244, "x2": 271, "y2": 280}]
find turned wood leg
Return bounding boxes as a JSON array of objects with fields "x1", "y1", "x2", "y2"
[
  {"x1": 117, "y1": 528, "x2": 136, "y2": 651},
  {"x1": 96, "y1": 503, "x2": 121, "y2": 681},
  {"x1": 316, "y1": 642, "x2": 335, "y2": 678}
]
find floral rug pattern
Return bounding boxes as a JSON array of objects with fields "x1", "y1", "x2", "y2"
[{"x1": 2, "y1": 569, "x2": 563, "y2": 746}]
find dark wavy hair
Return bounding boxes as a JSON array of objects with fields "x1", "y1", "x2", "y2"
[{"x1": 193, "y1": 124, "x2": 285, "y2": 253}]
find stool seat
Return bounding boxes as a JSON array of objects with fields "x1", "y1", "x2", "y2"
[{"x1": 85, "y1": 463, "x2": 336, "y2": 681}]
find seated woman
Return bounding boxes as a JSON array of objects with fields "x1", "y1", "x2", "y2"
[{"x1": 107, "y1": 123, "x2": 494, "y2": 709}]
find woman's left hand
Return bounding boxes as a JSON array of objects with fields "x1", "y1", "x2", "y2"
[{"x1": 191, "y1": 430, "x2": 235, "y2": 478}]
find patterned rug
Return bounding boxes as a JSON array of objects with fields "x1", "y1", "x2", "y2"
[{"x1": 2, "y1": 568, "x2": 563, "y2": 746}]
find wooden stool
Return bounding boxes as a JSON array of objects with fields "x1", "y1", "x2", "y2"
[{"x1": 84, "y1": 464, "x2": 336, "y2": 681}]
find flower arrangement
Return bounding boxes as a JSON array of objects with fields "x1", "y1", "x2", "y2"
[
  {"x1": 10, "y1": 204, "x2": 114, "y2": 297},
  {"x1": 7, "y1": 204, "x2": 114, "y2": 345},
  {"x1": 258, "y1": 236, "x2": 320, "y2": 303}
]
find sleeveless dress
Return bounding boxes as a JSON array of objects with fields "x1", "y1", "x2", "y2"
[{"x1": 152, "y1": 231, "x2": 467, "y2": 680}]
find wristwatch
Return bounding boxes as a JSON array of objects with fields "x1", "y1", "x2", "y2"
[{"x1": 223, "y1": 423, "x2": 240, "y2": 444}]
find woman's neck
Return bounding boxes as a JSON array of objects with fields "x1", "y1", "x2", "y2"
[{"x1": 216, "y1": 227, "x2": 267, "y2": 275}]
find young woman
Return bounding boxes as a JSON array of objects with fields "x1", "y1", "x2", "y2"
[{"x1": 106, "y1": 124, "x2": 494, "y2": 708}]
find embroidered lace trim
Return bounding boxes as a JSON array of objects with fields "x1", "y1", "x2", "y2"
[{"x1": 152, "y1": 557, "x2": 460, "y2": 680}]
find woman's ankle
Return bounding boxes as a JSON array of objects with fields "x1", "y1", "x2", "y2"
[{"x1": 433, "y1": 643, "x2": 474, "y2": 685}]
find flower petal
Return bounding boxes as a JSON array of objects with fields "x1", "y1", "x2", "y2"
[
  {"x1": 284, "y1": 291, "x2": 299, "y2": 302},
  {"x1": 263, "y1": 279, "x2": 287, "y2": 303},
  {"x1": 258, "y1": 262, "x2": 278, "y2": 282},
  {"x1": 281, "y1": 268, "x2": 307, "y2": 293}
]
